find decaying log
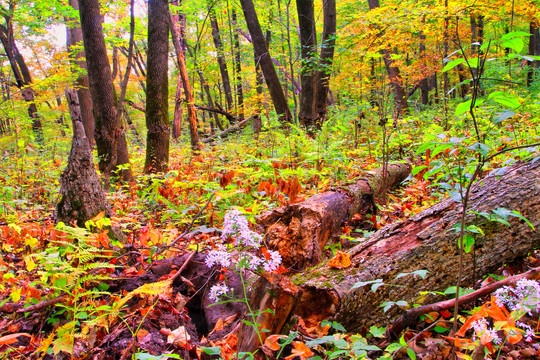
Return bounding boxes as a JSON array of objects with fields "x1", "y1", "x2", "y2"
[
  {"x1": 258, "y1": 163, "x2": 412, "y2": 270},
  {"x1": 292, "y1": 159, "x2": 540, "y2": 335},
  {"x1": 239, "y1": 159, "x2": 540, "y2": 354}
]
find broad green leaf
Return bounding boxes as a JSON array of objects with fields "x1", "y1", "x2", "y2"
[
  {"x1": 466, "y1": 142, "x2": 490, "y2": 157},
  {"x1": 493, "y1": 110, "x2": 515, "y2": 124},
  {"x1": 369, "y1": 326, "x2": 386, "y2": 338},
  {"x1": 455, "y1": 100, "x2": 472, "y2": 116},
  {"x1": 466, "y1": 225, "x2": 485, "y2": 236},
  {"x1": 442, "y1": 58, "x2": 465, "y2": 72},
  {"x1": 461, "y1": 234, "x2": 475, "y2": 253},
  {"x1": 201, "y1": 347, "x2": 222, "y2": 356},
  {"x1": 488, "y1": 91, "x2": 521, "y2": 109},
  {"x1": 411, "y1": 165, "x2": 428, "y2": 176},
  {"x1": 501, "y1": 31, "x2": 531, "y2": 40},
  {"x1": 502, "y1": 38, "x2": 524, "y2": 53},
  {"x1": 351, "y1": 278, "x2": 384, "y2": 290},
  {"x1": 407, "y1": 347, "x2": 417, "y2": 360}
]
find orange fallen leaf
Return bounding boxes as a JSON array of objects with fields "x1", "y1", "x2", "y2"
[
  {"x1": 285, "y1": 341, "x2": 314, "y2": 360},
  {"x1": 328, "y1": 251, "x2": 351, "y2": 269},
  {"x1": 264, "y1": 334, "x2": 287, "y2": 351}
]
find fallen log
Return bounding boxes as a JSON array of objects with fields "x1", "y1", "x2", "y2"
[
  {"x1": 258, "y1": 162, "x2": 412, "y2": 270},
  {"x1": 201, "y1": 116, "x2": 253, "y2": 144},
  {"x1": 293, "y1": 159, "x2": 540, "y2": 335},
  {"x1": 240, "y1": 159, "x2": 540, "y2": 354}
]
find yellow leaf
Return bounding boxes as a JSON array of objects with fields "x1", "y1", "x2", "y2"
[
  {"x1": 11, "y1": 288, "x2": 21, "y2": 302},
  {"x1": 328, "y1": 251, "x2": 352, "y2": 269},
  {"x1": 24, "y1": 234, "x2": 39, "y2": 248},
  {"x1": 24, "y1": 256, "x2": 36, "y2": 272}
]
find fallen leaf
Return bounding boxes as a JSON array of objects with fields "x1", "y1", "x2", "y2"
[
  {"x1": 328, "y1": 251, "x2": 352, "y2": 269},
  {"x1": 264, "y1": 334, "x2": 287, "y2": 351},
  {"x1": 0, "y1": 333, "x2": 31, "y2": 345}
]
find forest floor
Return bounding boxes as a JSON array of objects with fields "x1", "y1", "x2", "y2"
[{"x1": 0, "y1": 127, "x2": 539, "y2": 359}]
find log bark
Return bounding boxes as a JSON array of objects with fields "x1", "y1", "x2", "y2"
[
  {"x1": 292, "y1": 160, "x2": 540, "y2": 335},
  {"x1": 258, "y1": 163, "x2": 412, "y2": 271}
]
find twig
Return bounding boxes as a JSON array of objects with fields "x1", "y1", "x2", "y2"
[
  {"x1": 169, "y1": 250, "x2": 197, "y2": 282},
  {"x1": 386, "y1": 266, "x2": 540, "y2": 340},
  {"x1": 15, "y1": 295, "x2": 68, "y2": 314}
]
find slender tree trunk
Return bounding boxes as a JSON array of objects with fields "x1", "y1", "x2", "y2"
[
  {"x1": 285, "y1": 0, "x2": 298, "y2": 124},
  {"x1": 144, "y1": 0, "x2": 170, "y2": 173},
  {"x1": 168, "y1": 8, "x2": 200, "y2": 153},
  {"x1": 78, "y1": 0, "x2": 132, "y2": 183},
  {"x1": 209, "y1": 9, "x2": 233, "y2": 112},
  {"x1": 0, "y1": 21, "x2": 43, "y2": 144},
  {"x1": 314, "y1": 0, "x2": 336, "y2": 122},
  {"x1": 528, "y1": 21, "x2": 540, "y2": 87},
  {"x1": 367, "y1": 0, "x2": 408, "y2": 115},
  {"x1": 67, "y1": 0, "x2": 94, "y2": 149},
  {"x1": 172, "y1": 73, "x2": 184, "y2": 139},
  {"x1": 232, "y1": 9, "x2": 244, "y2": 121},
  {"x1": 419, "y1": 25, "x2": 429, "y2": 105},
  {"x1": 239, "y1": 0, "x2": 291, "y2": 123}
]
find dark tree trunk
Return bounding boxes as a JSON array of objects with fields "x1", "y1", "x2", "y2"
[
  {"x1": 0, "y1": 21, "x2": 43, "y2": 144},
  {"x1": 67, "y1": 0, "x2": 94, "y2": 149},
  {"x1": 367, "y1": 0, "x2": 408, "y2": 115},
  {"x1": 232, "y1": 9, "x2": 244, "y2": 121},
  {"x1": 314, "y1": 0, "x2": 336, "y2": 122},
  {"x1": 210, "y1": 10, "x2": 233, "y2": 112},
  {"x1": 78, "y1": 0, "x2": 132, "y2": 183},
  {"x1": 419, "y1": 28, "x2": 429, "y2": 105},
  {"x1": 242, "y1": 160, "x2": 540, "y2": 349},
  {"x1": 239, "y1": 0, "x2": 291, "y2": 123},
  {"x1": 56, "y1": 89, "x2": 110, "y2": 227},
  {"x1": 527, "y1": 21, "x2": 540, "y2": 87},
  {"x1": 296, "y1": 0, "x2": 317, "y2": 129},
  {"x1": 144, "y1": 0, "x2": 170, "y2": 173}
]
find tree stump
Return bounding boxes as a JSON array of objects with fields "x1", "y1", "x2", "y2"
[{"x1": 56, "y1": 89, "x2": 111, "y2": 226}]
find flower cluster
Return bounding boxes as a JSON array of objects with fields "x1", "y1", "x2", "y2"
[
  {"x1": 206, "y1": 209, "x2": 283, "y2": 303},
  {"x1": 494, "y1": 278, "x2": 540, "y2": 316},
  {"x1": 471, "y1": 318, "x2": 502, "y2": 345}
]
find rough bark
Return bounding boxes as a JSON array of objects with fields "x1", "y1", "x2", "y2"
[
  {"x1": 67, "y1": 0, "x2": 94, "y2": 149},
  {"x1": 294, "y1": 160, "x2": 540, "y2": 334},
  {"x1": 239, "y1": 0, "x2": 291, "y2": 123},
  {"x1": 296, "y1": 0, "x2": 318, "y2": 128},
  {"x1": 258, "y1": 163, "x2": 412, "y2": 271},
  {"x1": 144, "y1": 0, "x2": 170, "y2": 173},
  {"x1": 56, "y1": 89, "x2": 110, "y2": 226},
  {"x1": 78, "y1": 0, "x2": 132, "y2": 183}
]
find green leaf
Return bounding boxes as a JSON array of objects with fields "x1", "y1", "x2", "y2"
[
  {"x1": 351, "y1": 278, "x2": 384, "y2": 290},
  {"x1": 369, "y1": 326, "x2": 386, "y2": 338},
  {"x1": 461, "y1": 234, "x2": 475, "y2": 253},
  {"x1": 455, "y1": 100, "x2": 472, "y2": 116},
  {"x1": 385, "y1": 342, "x2": 404, "y2": 353},
  {"x1": 201, "y1": 347, "x2": 222, "y2": 356},
  {"x1": 466, "y1": 225, "x2": 484, "y2": 236},
  {"x1": 411, "y1": 165, "x2": 427, "y2": 176},
  {"x1": 502, "y1": 38, "x2": 524, "y2": 53},
  {"x1": 442, "y1": 58, "x2": 465, "y2": 72},
  {"x1": 466, "y1": 142, "x2": 490, "y2": 157},
  {"x1": 488, "y1": 91, "x2": 521, "y2": 109},
  {"x1": 396, "y1": 270, "x2": 429, "y2": 280},
  {"x1": 467, "y1": 57, "x2": 479, "y2": 68},
  {"x1": 407, "y1": 347, "x2": 417, "y2": 360},
  {"x1": 493, "y1": 110, "x2": 515, "y2": 124}
]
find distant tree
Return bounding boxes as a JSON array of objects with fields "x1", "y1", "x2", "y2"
[
  {"x1": 144, "y1": 0, "x2": 170, "y2": 173},
  {"x1": 209, "y1": 5, "x2": 233, "y2": 113},
  {"x1": 77, "y1": 0, "x2": 132, "y2": 183},
  {"x1": 0, "y1": 2, "x2": 43, "y2": 144},
  {"x1": 239, "y1": 0, "x2": 291, "y2": 123}
]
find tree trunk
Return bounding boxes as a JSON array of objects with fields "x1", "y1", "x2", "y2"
[
  {"x1": 67, "y1": 0, "x2": 95, "y2": 149},
  {"x1": 528, "y1": 21, "x2": 540, "y2": 87},
  {"x1": 232, "y1": 9, "x2": 244, "y2": 121},
  {"x1": 239, "y1": 0, "x2": 291, "y2": 123},
  {"x1": 56, "y1": 89, "x2": 110, "y2": 226},
  {"x1": 0, "y1": 21, "x2": 43, "y2": 144},
  {"x1": 367, "y1": 0, "x2": 408, "y2": 115},
  {"x1": 314, "y1": 0, "x2": 336, "y2": 122},
  {"x1": 296, "y1": 0, "x2": 318, "y2": 129},
  {"x1": 144, "y1": 0, "x2": 170, "y2": 173},
  {"x1": 168, "y1": 8, "x2": 200, "y2": 153},
  {"x1": 258, "y1": 163, "x2": 412, "y2": 271},
  {"x1": 209, "y1": 9, "x2": 233, "y2": 112},
  {"x1": 78, "y1": 0, "x2": 132, "y2": 183},
  {"x1": 245, "y1": 160, "x2": 540, "y2": 348}
]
